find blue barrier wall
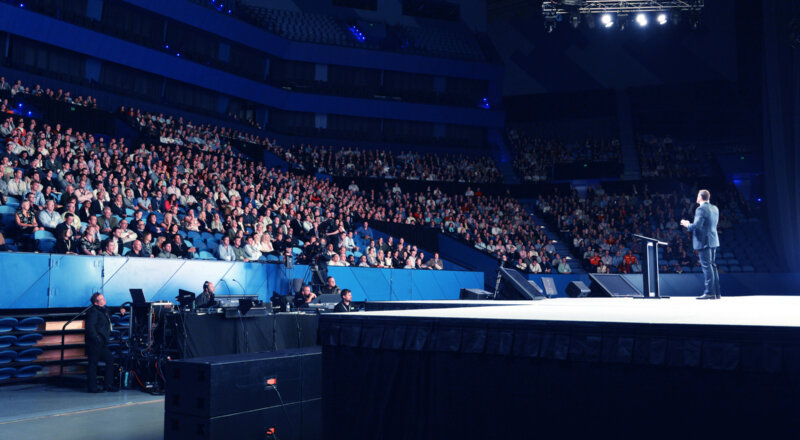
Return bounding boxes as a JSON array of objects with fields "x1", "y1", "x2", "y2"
[{"x1": 0, "y1": 253, "x2": 483, "y2": 308}]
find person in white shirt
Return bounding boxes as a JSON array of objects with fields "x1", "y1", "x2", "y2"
[
  {"x1": 328, "y1": 254, "x2": 346, "y2": 266},
  {"x1": 243, "y1": 236, "x2": 262, "y2": 261}
]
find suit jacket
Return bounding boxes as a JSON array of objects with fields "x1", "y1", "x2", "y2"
[
  {"x1": 687, "y1": 202, "x2": 720, "y2": 250},
  {"x1": 85, "y1": 305, "x2": 111, "y2": 347}
]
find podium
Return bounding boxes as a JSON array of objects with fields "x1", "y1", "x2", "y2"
[{"x1": 633, "y1": 234, "x2": 669, "y2": 299}]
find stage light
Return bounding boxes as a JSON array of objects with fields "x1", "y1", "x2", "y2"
[
  {"x1": 636, "y1": 13, "x2": 648, "y2": 27},
  {"x1": 657, "y1": 13, "x2": 667, "y2": 25},
  {"x1": 601, "y1": 13, "x2": 614, "y2": 28}
]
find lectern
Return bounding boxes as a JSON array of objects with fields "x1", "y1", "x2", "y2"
[{"x1": 633, "y1": 234, "x2": 669, "y2": 298}]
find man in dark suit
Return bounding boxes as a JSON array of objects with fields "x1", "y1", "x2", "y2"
[
  {"x1": 681, "y1": 189, "x2": 720, "y2": 299},
  {"x1": 85, "y1": 293, "x2": 118, "y2": 392},
  {"x1": 333, "y1": 289, "x2": 354, "y2": 313}
]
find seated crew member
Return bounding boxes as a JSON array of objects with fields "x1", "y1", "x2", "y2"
[
  {"x1": 85, "y1": 292, "x2": 122, "y2": 393},
  {"x1": 294, "y1": 285, "x2": 317, "y2": 308},
  {"x1": 195, "y1": 281, "x2": 217, "y2": 308},
  {"x1": 319, "y1": 276, "x2": 341, "y2": 296},
  {"x1": 333, "y1": 289, "x2": 354, "y2": 313}
]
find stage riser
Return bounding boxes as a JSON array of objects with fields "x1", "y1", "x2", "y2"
[{"x1": 320, "y1": 314, "x2": 800, "y2": 438}]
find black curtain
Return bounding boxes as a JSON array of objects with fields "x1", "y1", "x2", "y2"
[{"x1": 762, "y1": 1, "x2": 800, "y2": 271}]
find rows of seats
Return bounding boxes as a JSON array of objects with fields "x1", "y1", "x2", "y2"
[
  {"x1": 195, "y1": 2, "x2": 488, "y2": 62},
  {"x1": 398, "y1": 25, "x2": 486, "y2": 62},
  {"x1": 0, "y1": 316, "x2": 45, "y2": 381}
]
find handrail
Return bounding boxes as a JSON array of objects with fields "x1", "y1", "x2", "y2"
[{"x1": 59, "y1": 304, "x2": 93, "y2": 377}]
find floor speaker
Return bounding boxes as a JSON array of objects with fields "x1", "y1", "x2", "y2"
[
  {"x1": 460, "y1": 288, "x2": 494, "y2": 300},
  {"x1": 498, "y1": 267, "x2": 545, "y2": 300},
  {"x1": 588, "y1": 274, "x2": 643, "y2": 297},
  {"x1": 565, "y1": 281, "x2": 591, "y2": 298}
]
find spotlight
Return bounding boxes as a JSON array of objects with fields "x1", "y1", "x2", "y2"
[
  {"x1": 636, "y1": 13, "x2": 648, "y2": 27},
  {"x1": 601, "y1": 14, "x2": 614, "y2": 28},
  {"x1": 657, "y1": 13, "x2": 667, "y2": 25}
]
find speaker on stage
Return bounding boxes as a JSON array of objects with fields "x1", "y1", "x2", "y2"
[
  {"x1": 497, "y1": 267, "x2": 545, "y2": 300},
  {"x1": 565, "y1": 281, "x2": 591, "y2": 298},
  {"x1": 588, "y1": 274, "x2": 643, "y2": 297},
  {"x1": 460, "y1": 288, "x2": 494, "y2": 300}
]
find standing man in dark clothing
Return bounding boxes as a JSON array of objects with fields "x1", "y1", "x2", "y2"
[
  {"x1": 681, "y1": 189, "x2": 721, "y2": 299},
  {"x1": 333, "y1": 289, "x2": 354, "y2": 313},
  {"x1": 85, "y1": 292, "x2": 118, "y2": 392}
]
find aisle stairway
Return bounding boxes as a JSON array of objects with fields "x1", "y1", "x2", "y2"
[{"x1": 521, "y1": 200, "x2": 586, "y2": 274}]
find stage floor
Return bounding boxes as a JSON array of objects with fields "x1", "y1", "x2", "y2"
[{"x1": 357, "y1": 296, "x2": 800, "y2": 327}]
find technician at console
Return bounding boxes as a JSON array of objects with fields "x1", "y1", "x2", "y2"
[
  {"x1": 196, "y1": 281, "x2": 217, "y2": 308},
  {"x1": 334, "y1": 289, "x2": 354, "y2": 313}
]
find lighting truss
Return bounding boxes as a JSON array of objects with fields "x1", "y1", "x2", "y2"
[{"x1": 542, "y1": 1, "x2": 703, "y2": 16}]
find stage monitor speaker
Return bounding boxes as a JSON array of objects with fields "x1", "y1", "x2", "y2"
[
  {"x1": 165, "y1": 347, "x2": 321, "y2": 418},
  {"x1": 460, "y1": 288, "x2": 494, "y2": 300},
  {"x1": 588, "y1": 274, "x2": 643, "y2": 297},
  {"x1": 565, "y1": 281, "x2": 591, "y2": 298},
  {"x1": 498, "y1": 267, "x2": 545, "y2": 300}
]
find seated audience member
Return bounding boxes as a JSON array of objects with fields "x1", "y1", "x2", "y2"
[
  {"x1": 425, "y1": 252, "x2": 444, "y2": 270},
  {"x1": 78, "y1": 228, "x2": 100, "y2": 255},
  {"x1": 127, "y1": 239, "x2": 151, "y2": 258},
  {"x1": 158, "y1": 241, "x2": 179, "y2": 259},
  {"x1": 243, "y1": 235, "x2": 262, "y2": 261},
  {"x1": 54, "y1": 227, "x2": 76, "y2": 254},
  {"x1": 557, "y1": 258, "x2": 572, "y2": 274},
  {"x1": 217, "y1": 235, "x2": 235, "y2": 261},
  {"x1": 38, "y1": 199, "x2": 62, "y2": 234}
]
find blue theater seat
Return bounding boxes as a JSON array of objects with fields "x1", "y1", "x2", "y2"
[
  {"x1": 16, "y1": 348, "x2": 43, "y2": 363},
  {"x1": 15, "y1": 316, "x2": 44, "y2": 332},
  {"x1": 0, "y1": 350, "x2": 17, "y2": 364},
  {"x1": 0, "y1": 317, "x2": 18, "y2": 333},
  {"x1": 0, "y1": 335, "x2": 17, "y2": 348},
  {"x1": 14, "y1": 365, "x2": 43, "y2": 378},
  {"x1": 14, "y1": 333, "x2": 43, "y2": 347},
  {"x1": 0, "y1": 367, "x2": 16, "y2": 380}
]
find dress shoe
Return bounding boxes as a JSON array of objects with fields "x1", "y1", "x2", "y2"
[
  {"x1": 87, "y1": 389, "x2": 103, "y2": 393},
  {"x1": 106, "y1": 386, "x2": 120, "y2": 392},
  {"x1": 696, "y1": 294, "x2": 717, "y2": 300}
]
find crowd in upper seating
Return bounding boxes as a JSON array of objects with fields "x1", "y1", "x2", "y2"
[
  {"x1": 0, "y1": 76, "x2": 98, "y2": 109},
  {"x1": 507, "y1": 128, "x2": 622, "y2": 182},
  {"x1": 638, "y1": 136, "x2": 714, "y2": 179},
  {"x1": 267, "y1": 143, "x2": 503, "y2": 183}
]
